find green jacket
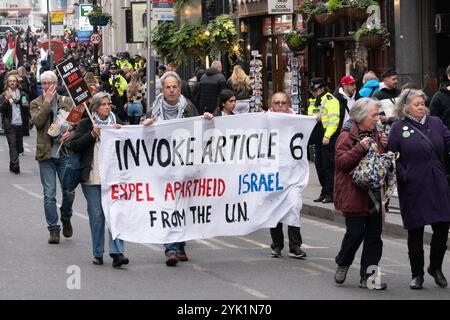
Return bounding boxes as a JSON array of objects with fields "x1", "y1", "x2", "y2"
[{"x1": 30, "y1": 95, "x2": 73, "y2": 161}]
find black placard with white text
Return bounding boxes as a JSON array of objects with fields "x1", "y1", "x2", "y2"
[{"x1": 56, "y1": 58, "x2": 91, "y2": 107}]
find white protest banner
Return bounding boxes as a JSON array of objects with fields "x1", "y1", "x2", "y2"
[{"x1": 99, "y1": 113, "x2": 316, "y2": 243}]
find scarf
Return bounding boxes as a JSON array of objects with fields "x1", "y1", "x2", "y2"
[
  {"x1": 151, "y1": 93, "x2": 186, "y2": 121},
  {"x1": 9, "y1": 88, "x2": 21, "y2": 103},
  {"x1": 9, "y1": 88, "x2": 22, "y2": 126},
  {"x1": 268, "y1": 107, "x2": 294, "y2": 114},
  {"x1": 92, "y1": 111, "x2": 116, "y2": 126},
  {"x1": 406, "y1": 114, "x2": 426, "y2": 125}
]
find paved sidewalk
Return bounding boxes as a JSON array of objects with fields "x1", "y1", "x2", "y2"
[{"x1": 302, "y1": 162, "x2": 449, "y2": 247}]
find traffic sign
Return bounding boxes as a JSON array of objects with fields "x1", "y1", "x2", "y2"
[{"x1": 90, "y1": 33, "x2": 101, "y2": 44}]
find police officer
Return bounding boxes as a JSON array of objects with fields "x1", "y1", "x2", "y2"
[
  {"x1": 108, "y1": 63, "x2": 128, "y2": 104},
  {"x1": 307, "y1": 78, "x2": 340, "y2": 203}
]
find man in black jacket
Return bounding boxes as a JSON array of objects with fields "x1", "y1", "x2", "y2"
[
  {"x1": 199, "y1": 60, "x2": 226, "y2": 114},
  {"x1": 430, "y1": 64, "x2": 450, "y2": 129}
]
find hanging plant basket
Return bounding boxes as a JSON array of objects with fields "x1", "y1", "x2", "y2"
[
  {"x1": 334, "y1": 7, "x2": 369, "y2": 20},
  {"x1": 88, "y1": 15, "x2": 111, "y2": 26},
  {"x1": 359, "y1": 34, "x2": 383, "y2": 48},
  {"x1": 283, "y1": 30, "x2": 312, "y2": 54},
  {"x1": 287, "y1": 41, "x2": 308, "y2": 53},
  {"x1": 314, "y1": 13, "x2": 337, "y2": 25}
]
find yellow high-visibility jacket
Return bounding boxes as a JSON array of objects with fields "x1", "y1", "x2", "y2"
[
  {"x1": 307, "y1": 92, "x2": 341, "y2": 139},
  {"x1": 117, "y1": 59, "x2": 133, "y2": 71},
  {"x1": 134, "y1": 61, "x2": 143, "y2": 71},
  {"x1": 109, "y1": 74, "x2": 128, "y2": 97}
]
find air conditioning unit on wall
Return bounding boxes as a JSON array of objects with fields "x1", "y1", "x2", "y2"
[{"x1": 435, "y1": 13, "x2": 450, "y2": 34}]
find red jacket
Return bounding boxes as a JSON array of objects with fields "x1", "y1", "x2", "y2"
[{"x1": 333, "y1": 123, "x2": 385, "y2": 217}]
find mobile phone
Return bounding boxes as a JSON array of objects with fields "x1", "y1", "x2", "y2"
[{"x1": 379, "y1": 111, "x2": 386, "y2": 116}]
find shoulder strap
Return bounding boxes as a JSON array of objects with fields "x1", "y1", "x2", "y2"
[
  {"x1": 406, "y1": 120, "x2": 445, "y2": 164},
  {"x1": 369, "y1": 86, "x2": 377, "y2": 97}
]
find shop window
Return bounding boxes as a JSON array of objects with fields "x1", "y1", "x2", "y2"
[{"x1": 274, "y1": 15, "x2": 292, "y2": 34}]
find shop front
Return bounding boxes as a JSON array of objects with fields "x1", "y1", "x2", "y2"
[{"x1": 237, "y1": 0, "x2": 307, "y2": 109}]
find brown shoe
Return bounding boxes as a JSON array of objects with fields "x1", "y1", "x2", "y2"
[
  {"x1": 165, "y1": 253, "x2": 178, "y2": 266},
  {"x1": 61, "y1": 219, "x2": 73, "y2": 238},
  {"x1": 177, "y1": 249, "x2": 189, "y2": 261},
  {"x1": 48, "y1": 229, "x2": 60, "y2": 244}
]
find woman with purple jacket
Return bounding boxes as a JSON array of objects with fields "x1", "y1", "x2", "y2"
[{"x1": 388, "y1": 89, "x2": 450, "y2": 290}]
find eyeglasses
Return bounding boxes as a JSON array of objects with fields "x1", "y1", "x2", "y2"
[
  {"x1": 273, "y1": 101, "x2": 288, "y2": 105},
  {"x1": 41, "y1": 81, "x2": 56, "y2": 85},
  {"x1": 164, "y1": 85, "x2": 179, "y2": 90}
]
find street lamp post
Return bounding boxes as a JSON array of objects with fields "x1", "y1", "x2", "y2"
[
  {"x1": 92, "y1": 0, "x2": 99, "y2": 76},
  {"x1": 47, "y1": 0, "x2": 52, "y2": 69},
  {"x1": 147, "y1": 0, "x2": 155, "y2": 108}
]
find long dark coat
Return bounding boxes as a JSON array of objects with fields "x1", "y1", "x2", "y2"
[{"x1": 387, "y1": 116, "x2": 450, "y2": 229}]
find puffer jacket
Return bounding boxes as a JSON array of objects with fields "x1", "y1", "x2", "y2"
[{"x1": 359, "y1": 79, "x2": 380, "y2": 98}]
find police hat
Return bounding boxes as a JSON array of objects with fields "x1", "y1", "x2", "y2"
[
  {"x1": 309, "y1": 78, "x2": 326, "y2": 91},
  {"x1": 110, "y1": 63, "x2": 119, "y2": 69}
]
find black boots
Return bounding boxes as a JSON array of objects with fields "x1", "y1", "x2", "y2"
[
  {"x1": 48, "y1": 229, "x2": 60, "y2": 244},
  {"x1": 9, "y1": 162, "x2": 20, "y2": 174},
  {"x1": 427, "y1": 267, "x2": 448, "y2": 288},
  {"x1": 111, "y1": 253, "x2": 129, "y2": 268}
]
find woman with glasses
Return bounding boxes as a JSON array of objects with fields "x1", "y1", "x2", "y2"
[
  {"x1": 267, "y1": 92, "x2": 307, "y2": 259},
  {"x1": 388, "y1": 89, "x2": 450, "y2": 289}
]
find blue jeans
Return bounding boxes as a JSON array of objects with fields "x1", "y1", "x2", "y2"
[
  {"x1": 127, "y1": 102, "x2": 143, "y2": 117},
  {"x1": 81, "y1": 184, "x2": 124, "y2": 258},
  {"x1": 38, "y1": 154, "x2": 75, "y2": 231},
  {"x1": 164, "y1": 242, "x2": 185, "y2": 256}
]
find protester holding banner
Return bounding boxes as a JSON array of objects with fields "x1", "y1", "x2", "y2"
[
  {"x1": 68, "y1": 92, "x2": 129, "y2": 267},
  {"x1": 143, "y1": 71, "x2": 213, "y2": 267},
  {"x1": 0, "y1": 72, "x2": 31, "y2": 174},
  {"x1": 333, "y1": 98, "x2": 388, "y2": 290},
  {"x1": 266, "y1": 92, "x2": 307, "y2": 259},
  {"x1": 30, "y1": 71, "x2": 75, "y2": 245},
  {"x1": 212, "y1": 89, "x2": 236, "y2": 117}
]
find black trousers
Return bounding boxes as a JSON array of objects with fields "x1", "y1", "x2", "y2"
[
  {"x1": 5, "y1": 125, "x2": 23, "y2": 166},
  {"x1": 335, "y1": 211, "x2": 383, "y2": 277},
  {"x1": 407, "y1": 222, "x2": 450, "y2": 277},
  {"x1": 270, "y1": 223, "x2": 302, "y2": 251},
  {"x1": 313, "y1": 139, "x2": 336, "y2": 198}
]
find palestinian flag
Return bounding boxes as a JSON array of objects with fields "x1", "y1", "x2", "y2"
[
  {"x1": 2, "y1": 48, "x2": 15, "y2": 69},
  {"x1": 2, "y1": 34, "x2": 15, "y2": 69}
]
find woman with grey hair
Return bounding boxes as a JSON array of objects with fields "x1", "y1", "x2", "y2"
[
  {"x1": 69, "y1": 92, "x2": 130, "y2": 268},
  {"x1": 333, "y1": 97, "x2": 388, "y2": 290},
  {"x1": 388, "y1": 89, "x2": 450, "y2": 289}
]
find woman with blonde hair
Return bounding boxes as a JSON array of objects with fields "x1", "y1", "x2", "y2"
[
  {"x1": 227, "y1": 65, "x2": 252, "y2": 114},
  {"x1": 126, "y1": 71, "x2": 146, "y2": 124}
]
